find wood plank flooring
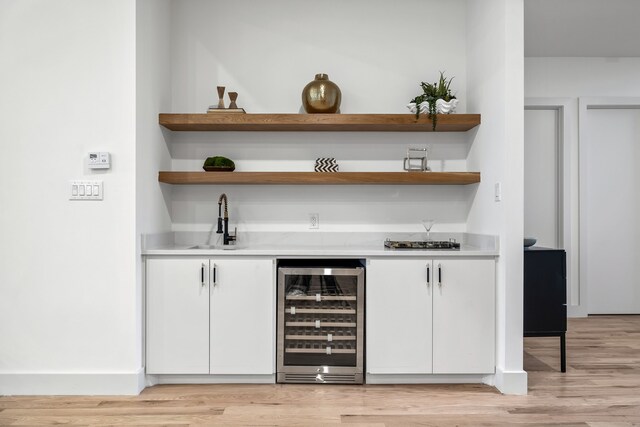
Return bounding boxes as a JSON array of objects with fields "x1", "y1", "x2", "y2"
[{"x1": 1, "y1": 315, "x2": 639, "y2": 426}]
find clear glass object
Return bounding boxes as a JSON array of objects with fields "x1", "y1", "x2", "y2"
[{"x1": 422, "y1": 219, "x2": 436, "y2": 240}]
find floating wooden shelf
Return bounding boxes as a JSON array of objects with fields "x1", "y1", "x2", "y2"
[
  {"x1": 158, "y1": 172, "x2": 481, "y2": 185},
  {"x1": 159, "y1": 113, "x2": 481, "y2": 132}
]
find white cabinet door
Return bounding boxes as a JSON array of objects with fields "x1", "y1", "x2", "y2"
[
  {"x1": 366, "y1": 258, "x2": 433, "y2": 374},
  {"x1": 432, "y1": 258, "x2": 495, "y2": 374},
  {"x1": 210, "y1": 258, "x2": 275, "y2": 374},
  {"x1": 146, "y1": 257, "x2": 210, "y2": 374}
]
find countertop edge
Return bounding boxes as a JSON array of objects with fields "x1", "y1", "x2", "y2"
[{"x1": 142, "y1": 248, "x2": 499, "y2": 257}]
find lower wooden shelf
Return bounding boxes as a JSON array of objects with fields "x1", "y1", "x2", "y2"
[{"x1": 158, "y1": 171, "x2": 481, "y2": 185}]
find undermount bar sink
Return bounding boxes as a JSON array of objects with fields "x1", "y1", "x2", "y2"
[
  {"x1": 189, "y1": 245, "x2": 216, "y2": 249},
  {"x1": 188, "y1": 244, "x2": 239, "y2": 250}
]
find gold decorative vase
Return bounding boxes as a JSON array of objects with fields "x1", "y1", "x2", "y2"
[{"x1": 302, "y1": 73, "x2": 341, "y2": 114}]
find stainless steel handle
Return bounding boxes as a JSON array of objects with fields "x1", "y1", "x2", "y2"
[
  {"x1": 212, "y1": 264, "x2": 217, "y2": 285},
  {"x1": 437, "y1": 263, "x2": 442, "y2": 286},
  {"x1": 201, "y1": 263, "x2": 205, "y2": 287},
  {"x1": 426, "y1": 264, "x2": 431, "y2": 286}
]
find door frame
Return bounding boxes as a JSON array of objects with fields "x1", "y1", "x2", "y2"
[
  {"x1": 578, "y1": 97, "x2": 640, "y2": 315},
  {"x1": 524, "y1": 105, "x2": 564, "y2": 248},
  {"x1": 524, "y1": 98, "x2": 580, "y2": 316}
]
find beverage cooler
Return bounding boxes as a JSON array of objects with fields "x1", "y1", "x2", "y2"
[{"x1": 277, "y1": 259, "x2": 365, "y2": 384}]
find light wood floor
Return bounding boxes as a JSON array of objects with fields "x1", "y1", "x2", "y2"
[{"x1": 1, "y1": 315, "x2": 639, "y2": 426}]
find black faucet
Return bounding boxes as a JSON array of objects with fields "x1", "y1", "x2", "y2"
[{"x1": 216, "y1": 193, "x2": 236, "y2": 245}]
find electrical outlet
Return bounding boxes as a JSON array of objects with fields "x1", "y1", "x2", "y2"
[{"x1": 309, "y1": 213, "x2": 319, "y2": 229}]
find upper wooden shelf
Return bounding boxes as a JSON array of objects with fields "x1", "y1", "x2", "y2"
[
  {"x1": 158, "y1": 171, "x2": 481, "y2": 185},
  {"x1": 158, "y1": 113, "x2": 481, "y2": 132}
]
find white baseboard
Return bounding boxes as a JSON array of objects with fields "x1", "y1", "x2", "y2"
[
  {"x1": 0, "y1": 369, "x2": 145, "y2": 396},
  {"x1": 491, "y1": 367, "x2": 528, "y2": 395},
  {"x1": 568, "y1": 304, "x2": 588, "y2": 318},
  {"x1": 0, "y1": 369, "x2": 525, "y2": 395},
  {"x1": 146, "y1": 374, "x2": 276, "y2": 385},
  {"x1": 366, "y1": 373, "x2": 490, "y2": 385}
]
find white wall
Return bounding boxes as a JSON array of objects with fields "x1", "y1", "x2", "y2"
[
  {"x1": 170, "y1": 0, "x2": 468, "y2": 115},
  {"x1": 525, "y1": 57, "x2": 640, "y2": 316},
  {"x1": 136, "y1": 0, "x2": 173, "y2": 374},
  {"x1": 167, "y1": 0, "x2": 472, "y2": 236},
  {"x1": 0, "y1": 1, "x2": 141, "y2": 394},
  {"x1": 466, "y1": 0, "x2": 526, "y2": 394},
  {"x1": 526, "y1": 58, "x2": 640, "y2": 97}
]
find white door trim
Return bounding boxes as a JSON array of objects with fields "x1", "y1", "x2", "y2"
[{"x1": 578, "y1": 97, "x2": 640, "y2": 315}]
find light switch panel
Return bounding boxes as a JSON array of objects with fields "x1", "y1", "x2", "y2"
[{"x1": 70, "y1": 180, "x2": 103, "y2": 200}]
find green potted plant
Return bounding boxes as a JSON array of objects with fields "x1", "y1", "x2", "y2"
[
  {"x1": 407, "y1": 72, "x2": 458, "y2": 130},
  {"x1": 203, "y1": 156, "x2": 236, "y2": 171}
]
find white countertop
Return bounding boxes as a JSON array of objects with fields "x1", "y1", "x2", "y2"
[{"x1": 142, "y1": 232, "x2": 499, "y2": 257}]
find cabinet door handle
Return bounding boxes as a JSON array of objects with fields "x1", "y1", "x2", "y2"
[
  {"x1": 426, "y1": 264, "x2": 431, "y2": 286},
  {"x1": 200, "y1": 263, "x2": 206, "y2": 287},
  {"x1": 212, "y1": 264, "x2": 217, "y2": 286},
  {"x1": 438, "y1": 263, "x2": 442, "y2": 286}
]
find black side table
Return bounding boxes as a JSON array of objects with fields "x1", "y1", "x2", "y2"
[{"x1": 523, "y1": 247, "x2": 567, "y2": 372}]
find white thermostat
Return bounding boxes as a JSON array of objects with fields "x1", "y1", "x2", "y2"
[{"x1": 88, "y1": 152, "x2": 111, "y2": 169}]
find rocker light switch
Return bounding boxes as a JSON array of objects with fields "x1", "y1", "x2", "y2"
[{"x1": 70, "y1": 180, "x2": 103, "y2": 200}]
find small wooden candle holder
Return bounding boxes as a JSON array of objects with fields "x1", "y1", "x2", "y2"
[
  {"x1": 228, "y1": 92, "x2": 238, "y2": 109},
  {"x1": 216, "y1": 86, "x2": 225, "y2": 109}
]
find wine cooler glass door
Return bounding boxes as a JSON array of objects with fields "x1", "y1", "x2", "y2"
[{"x1": 278, "y1": 266, "x2": 364, "y2": 373}]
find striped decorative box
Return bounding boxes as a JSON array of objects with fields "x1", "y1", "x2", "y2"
[{"x1": 315, "y1": 158, "x2": 339, "y2": 172}]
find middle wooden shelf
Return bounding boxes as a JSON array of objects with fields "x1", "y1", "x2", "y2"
[{"x1": 158, "y1": 171, "x2": 481, "y2": 185}]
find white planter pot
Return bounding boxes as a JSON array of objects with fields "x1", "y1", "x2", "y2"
[
  {"x1": 407, "y1": 99, "x2": 458, "y2": 115},
  {"x1": 435, "y1": 98, "x2": 458, "y2": 114},
  {"x1": 406, "y1": 102, "x2": 429, "y2": 115}
]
